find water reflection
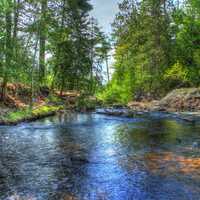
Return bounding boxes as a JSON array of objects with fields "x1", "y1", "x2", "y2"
[{"x1": 0, "y1": 113, "x2": 200, "y2": 199}]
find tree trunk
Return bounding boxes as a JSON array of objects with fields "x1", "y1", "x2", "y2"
[
  {"x1": 13, "y1": 0, "x2": 20, "y2": 39},
  {"x1": 39, "y1": 0, "x2": 47, "y2": 85},
  {"x1": 51, "y1": 0, "x2": 66, "y2": 92},
  {"x1": 106, "y1": 55, "x2": 110, "y2": 82},
  {"x1": 1, "y1": 1, "x2": 12, "y2": 101}
]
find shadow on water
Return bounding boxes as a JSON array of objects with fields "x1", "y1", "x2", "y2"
[{"x1": 0, "y1": 113, "x2": 200, "y2": 199}]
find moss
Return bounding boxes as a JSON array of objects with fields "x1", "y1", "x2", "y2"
[
  {"x1": 4, "y1": 108, "x2": 32, "y2": 122},
  {"x1": 32, "y1": 105, "x2": 62, "y2": 115},
  {"x1": 1, "y1": 105, "x2": 62, "y2": 125}
]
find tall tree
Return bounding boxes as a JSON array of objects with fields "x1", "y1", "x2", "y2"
[
  {"x1": 39, "y1": 0, "x2": 48, "y2": 85},
  {"x1": 1, "y1": 0, "x2": 12, "y2": 100}
]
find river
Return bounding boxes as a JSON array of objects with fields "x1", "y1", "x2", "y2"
[{"x1": 0, "y1": 112, "x2": 200, "y2": 200}]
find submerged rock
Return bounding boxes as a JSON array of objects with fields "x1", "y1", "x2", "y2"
[
  {"x1": 70, "y1": 155, "x2": 89, "y2": 164},
  {"x1": 62, "y1": 194, "x2": 78, "y2": 200},
  {"x1": 192, "y1": 142, "x2": 200, "y2": 149},
  {"x1": 0, "y1": 162, "x2": 10, "y2": 178},
  {"x1": 176, "y1": 138, "x2": 182, "y2": 144}
]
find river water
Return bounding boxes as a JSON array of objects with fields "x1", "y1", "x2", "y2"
[{"x1": 0, "y1": 112, "x2": 200, "y2": 200}]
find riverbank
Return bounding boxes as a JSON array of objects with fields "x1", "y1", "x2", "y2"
[
  {"x1": 96, "y1": 108, "x2": 200, "y2": 123},
  {"x1": 0, "y1": 105, "x2": 63, "y2": 125},
  {"x1": 0, "y1": 85, "x2": 98, "y2": 125},
  {"x1": 1, "y1": 87, "x2": 200, "y2": 125},
  {"x1": 97, "y1": 88, "x2": 200, "y2": 122},
  {"x1": 0, "y1": 99, "x2": 97, "y2": 126}
]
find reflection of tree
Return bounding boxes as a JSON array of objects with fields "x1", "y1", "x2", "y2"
[
  {"x1": 144, "y1": 152, "x2": 200, "y2": 179},
  {"x1": 116, "y1": 118, "x2": 197, "y2": 154},
  {"x1": 115, "y1": 117, "x2": 200, "y2": 198}
]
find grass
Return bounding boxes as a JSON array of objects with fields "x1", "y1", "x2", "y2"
[{"x1": 1, "y1": 105, "x2": 63, "y2": 124}]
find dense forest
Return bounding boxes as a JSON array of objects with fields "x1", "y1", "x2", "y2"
[
  {"x1": 0, "y1": 0, "x2": 199, "y2": 106},
  {"x1": 100, "y1": 0, "x2": 200, "y2": 104},
  {"x1": 0, "y1": 0, "x2": 110, "y2": 103}
]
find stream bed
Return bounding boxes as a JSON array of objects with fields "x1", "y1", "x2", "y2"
[{"x1": 0, "y1": 112, "x2": 200, "y2": 200}]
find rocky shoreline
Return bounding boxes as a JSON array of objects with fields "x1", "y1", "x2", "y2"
[
  {"x1": 96, "y1": 107, "x2": 200, "y2": 123},
  {"x1": 96, "y1": 88, "x2": 200, "y2": 122},
  {"x1": 1, "y1": 87, "x2": 200, "y2": 125}
]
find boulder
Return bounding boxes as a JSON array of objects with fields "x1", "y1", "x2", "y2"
[{"x1": 158, "y1": 88, "x2": 200, "y2": 112}]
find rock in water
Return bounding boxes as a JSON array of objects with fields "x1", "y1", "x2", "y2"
[
  {"x1": 70, "y1": 155, "x2": 89, "y2": 164},
  {"x1": 192, "y1": 142, "x2": 200, "y2": 149},
  {"x1": 176, "y1": 138, "x2": 182, "y2": 144}
]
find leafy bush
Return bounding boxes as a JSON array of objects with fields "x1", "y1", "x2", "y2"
[{"x1": 97, "y1": 80, "x2": 132, "y2": 105}]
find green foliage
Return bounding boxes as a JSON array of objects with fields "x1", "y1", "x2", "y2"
[
  {"x1": 46, "y1": 94, "x2": 62, "y2": 104},
  {"x1": 4, "y1": 108, "x2": 32, "y2": 122},
  {"x1": 97, "y1": 79, "x2": 132, "y2": 105},
  {"x1": 100, "y1": 0, "x2": 200, "y2": 103},
  {"x1": 164, "y1": 62, "x2": 190, "y2": 89},
  {"x1": 0, "y1": 0, "x2": 199, "y2": 105},
  {"x1": 0, "y1": 0, "x2": 108, "y2": 102},
  {"x1": 32, "y1": 105, "x2": 61, "y2": 116},
  {"x1": 75, "y1": 95, "x2": 97, "y2": 111},
  {"x1": 2, "y1": 105, "x2": 61, "y2": 123},
  {"x1": 164, "y1": 62, "x2": 189, "y2": 83}
]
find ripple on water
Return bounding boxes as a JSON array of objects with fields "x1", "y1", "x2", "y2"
[{"x1": 0, "y1": 113, "x2": 200, "y2": 200}]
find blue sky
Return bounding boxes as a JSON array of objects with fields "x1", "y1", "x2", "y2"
[
  {"x1": 90, "y1": 0, "x2": 122, "y2": 34},
  {"x1": 90, "y1": 0, "x2": 122, "y2": 80}
]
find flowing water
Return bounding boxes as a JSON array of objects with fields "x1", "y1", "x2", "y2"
[{"x1": 0, "y1": 112, "x2": 200, "y2": 200}]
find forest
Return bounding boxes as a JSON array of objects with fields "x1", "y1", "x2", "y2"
[
  {"x1": 100, "y1": 0, "x2": 200, "y2": 104},
  {"x1": 0, "y1": 0, "x2": 110, "y2": 103},
  {"x1": 0, "y1": 0, "x2": 199, "y2": 106}
]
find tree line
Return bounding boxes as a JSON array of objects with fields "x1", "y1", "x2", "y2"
[
  {"x1": 100, "y1": 0, "x2": 200, "y2": 103},
  {"x1": 0, "y1": 0, "x2": 110, "y2": 102}
]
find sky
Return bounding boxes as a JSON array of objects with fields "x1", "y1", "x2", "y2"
[
  {"x1": 90, "y1": 0, "x2": 122, "y2": 80},
  {"x1": 90, "y1": 0, "x2": 121, "y2": 34}
]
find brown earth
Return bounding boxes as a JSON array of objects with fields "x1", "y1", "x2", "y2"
[{"x1": 0, "y1": 83, "x2": 82, "y2": 125}]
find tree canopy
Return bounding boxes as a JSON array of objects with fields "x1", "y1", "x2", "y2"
[
  {"x1": 99, "y1": 0, "x2": 200, "y2": 104},
  {"x1": 0, "y1": 0, "x2": 199, "y2": 105},
  {"x1": 0, "y1": 0, "x2": 109, "y2": 101}
]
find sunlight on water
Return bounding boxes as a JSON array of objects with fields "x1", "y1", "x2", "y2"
[{"x1": 0, "y1": 113, "x2": 200, "y2": 200}]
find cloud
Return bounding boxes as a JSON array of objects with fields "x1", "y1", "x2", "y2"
[{"x1": 90, "y1": 0, "x2": 121, "y2": 34}]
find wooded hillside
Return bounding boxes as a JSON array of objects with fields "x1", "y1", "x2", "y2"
[
  {"x1": 99, "y1": 0, "x2": 200, "y2": 104},
  {"x1": 0, "y1": 0, "x2": 110, "y2": 103}
]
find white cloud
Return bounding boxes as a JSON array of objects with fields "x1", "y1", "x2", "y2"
[
  {"x1": 90, "y1": 0, "x2": 122, "y2": 81},
  {"x1": 90, "y1": 0, "x2": 122, "y2": 34}
]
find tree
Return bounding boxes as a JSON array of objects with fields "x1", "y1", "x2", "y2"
[
  {"x1": 102, "y1": 0, "x2": 177, "y2": 103},
  {"x1": 1, "y1": 0, "x2": 12, "y2": 100},
  {"x1": 49, "y1": 0, "x2": 107, "y2": 95},
  {"x1": 0, "y1": 0, "x2": 106, "y2": 101},
  {"x1": 39, "y1": 0, "x2": 48, "y2": 85}
]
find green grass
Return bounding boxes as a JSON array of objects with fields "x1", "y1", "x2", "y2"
[
  {"x1": 2, "y1": 105, "x2": 62, "y2": 124},
  {"x1": 4, "y1": 108, "x2": 32, "y2": 122}
]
